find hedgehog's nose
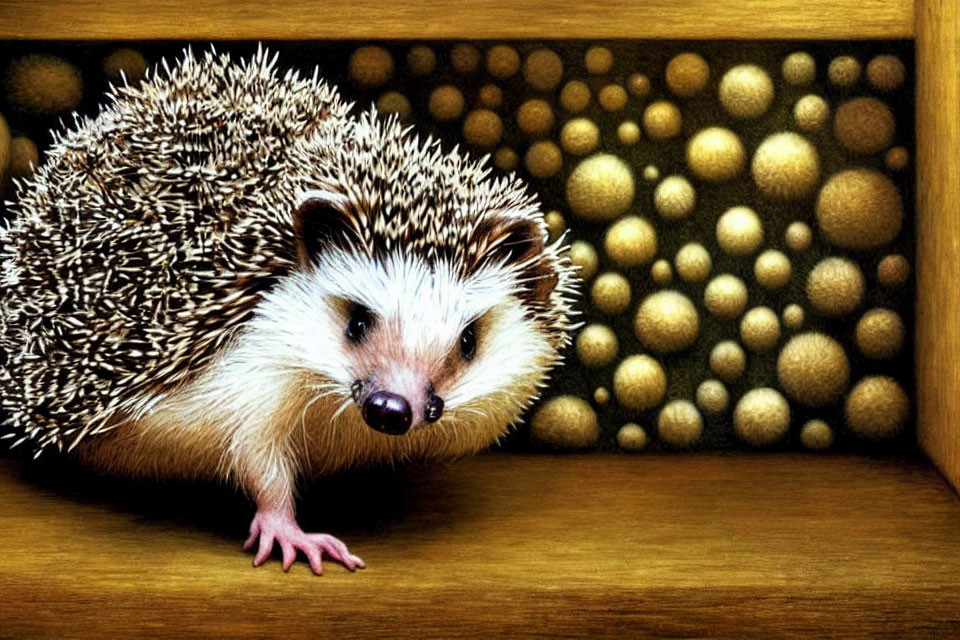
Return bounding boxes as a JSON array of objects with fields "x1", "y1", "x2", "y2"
[{"x1": 362, "y1": 391, "x2": 412, "y2": 435}]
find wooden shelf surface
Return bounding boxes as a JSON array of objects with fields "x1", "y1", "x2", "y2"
[
  {"x1": 1, "y1": 452, "x2": 958, "y2": 638},
  {"x1": 0, "y1": 0, "x2": 915, "y2": 40}
]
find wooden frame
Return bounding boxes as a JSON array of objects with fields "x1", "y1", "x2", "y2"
[
  {"x1": 2, "y1": 2, "x2": 959, "y2": 637},
  {"x1": 0, "y1": 0, "x2": 916, "y2": 40},
  {"x1": 915, "y1": 0, "x2": 960, "y2": 496},
  {"x1": 0, "y1": 0, "x2": 955, "y2": 491}
]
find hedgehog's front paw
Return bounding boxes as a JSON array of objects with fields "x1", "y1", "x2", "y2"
[{"x1": 242, "y1": 509, "x2": 366, "y2": 575}]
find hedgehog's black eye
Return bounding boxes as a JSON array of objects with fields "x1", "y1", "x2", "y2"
[
  {"x1": 459, "y1": 323, "x2": 477, "y2": 361},
  {"x1": 346, "y1": 305, "x2": 374, "y2": 343}
]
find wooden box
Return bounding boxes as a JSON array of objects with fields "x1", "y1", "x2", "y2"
[{"x1": 0, "y1": 1, "x2": 958, "y2": 638}]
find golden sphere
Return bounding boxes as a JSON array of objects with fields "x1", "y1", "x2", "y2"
[
  {"x1": 569, "y1": 241, "x2": 599, "y2": 280},
  {"x1": 614, "y1": 355, "x2": 668, "y2": 410},
  {"x1": 451, "y1": 43, "x2": 481, "y2": 74},
  {"x1": 754, "y1": 250, "x2": 792, "y2": 290},
  {"x1": 643, "y1": 101, "x2": 683, "y2": 141},
  {"x1": 696, "y1": 379, "x2": 730, "y2": 415},
  {"x1": 576, "y1": 324, "x2": 620, "y2": 368},
  {"x1": 658, "y1": 400, "x2": 703, "y2": 447},
  {"x1": 486, "y1": 45, "x2": 520, "y2": 79},
  {"x1": 103, "y1": 48, "x2": 147, "y2": 84},
  {"x1": 718, "y1": 64, "x2": 774, "y2": 119},
  {"x1": 675, "y1": 243, "x2": 712, "y2": 283},
  {"x1": 617, "y1": 121, "x2": 641, "y2": 146},
  {"x1": 782, "y1": 51, "x2": 816, "y2": 86},
  {"x1": 6, "y1": 54, "x2": 83, "y2": 116},
  {"x1": 710, "y1": 340, "x2": 747, "y2": 382},
  {"x1": 855, "y1": 308, "x2": 905, "y2": 359},
  {"x1": 642, "y1": 165, "x2": 660, "y2": 182},
  {"x1": 801, "y1": 420, "x2": 834, "y2": 450},
  {"x1": 634, "y1": 290, "x2": 700, "y2": 353},
  {"x1": 598, "y1": 84, "x2": 628, "y2": 112},
  {"x1": 816, "y1": 169, "x2": 902, "y2": 250},
  {"x1": 594, "y1": 387, "x2": 611, "y2": 405},
  {"x1": 428, "y1": 85, "x2": 466, "y2": 121},
  {"x1": 751, "y1": 132, "x2": 820, "y2": 200},
  {"x1": 784, "y1": 221, "x2": 813, "y2": 253},
  {"x1": 605, "y1": 216, "x2": 657, "y2": 268},
  {"x1": 654, "y1": 175, "x2": 696, "y2": 219},
  {"x1": 530, "y1": 395, "x2": 599, "y2": 449},
  {"x1": 627, "y1": 73, "x2": 651, "y2": 98},
  {"x1": 828, "y1": 55, "x2": 861, "y2": 87},
  {"x1": 585, "y1": 46, "x2": 614, "y2": 75},
  {"x1": 494, "y1": 147, "x2": 518, "y2": 171},
  {"x1": 591, "y1": 272, "x2": 631, "y2": 315},
  {"x1": 407, "y1": 45, "x2": 437, "y2": 76},
  {"x1": 348, "y1": 46, "x2": 394, "y2": 88},
  {"x1": 478, "y1": 83, "x2": 503, "y2": 109},
  {"x1": 833, "y1": 97, "x2": 896, "y2": 155},
  {"x1": 491, "y1": 101, "x2": 532, "y2": 141},
  {"x1": 782, "y1": 304, "x2": 805, "y2": 330},
  {"x1": 544, "y1": 211, "x2": 565, "y2": 243},
  {"x1": 866, "y1": 55, "x2": 906, "y2": 91},
  {"x1": 617, "y1": 423, "x2": 648, "y2": 451},
  {"x1": 704, "y1": 274, "x2": 748, "y2": 319},
  {"x1": 566, "y1": 154, "x2": 635, "y2": 221},
  {"x1": 516, "y1": 98, "x2": 554, "y2": 137},
  {"x1": 9, "y1": 136, "x2": 38, "y2": 178},
  {"x1": 524, "y1": 141, "x2": 563, "y2": 178},
  {"x1": 794, "y1": 94, "x2": 831, "y2": 132},
  {"x1": 777, "y1": 332, "x2": 850, "y2": 407},
  {"x1": 686, "y1": 127, "x2": 745, "y2": 182},
  {"x1": 523, "y1": 48, "x2": 564, "y2": 91},
  {"x1": 845, "y1": 377, "x2": 909, "y2": 438},
  {"x1": 560, "y1": 118, "x2": 600, "y2": 155},
  {"x1": 734, "y1": 388, "x2": 791, "y2": 446},
  {"x1": 740, "y1": 306, "x2": 781, "y2": 352},
  {"x1": 651, "y1": 259, "x2": 673, "y2": 285},
  {"x1": 885, "y1": 146, "x2": 910, "y2": 171},
  {"x1": 666, "y1": 52, "x2": 710, "y2": 97},
  {"x1": 377, "y1": 91, "x2": 413, "y2": 121},
  {"x1": 716, "y1": 206, "x2": 763, "y2": 256},
  {"x1": 560, "y1": 80, "x2": 591, "y2": 113},
  {"x1": 877, "y1": 254, "x2": 910, "y2": 287},
  {"x1": 807, "y1": 257, "x2": 864, "y2": 317}
]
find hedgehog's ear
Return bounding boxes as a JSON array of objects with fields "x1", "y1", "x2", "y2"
[
  {"x1": 293, "y1": 190, "x2": 359, "y2": 267},
  {"x1": 478, "y1": 217, "x2": 558, "y2": 304}
]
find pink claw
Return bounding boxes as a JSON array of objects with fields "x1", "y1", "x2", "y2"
[{"x1": 243, "y1": 509, "x2": 366, "y2": 575}]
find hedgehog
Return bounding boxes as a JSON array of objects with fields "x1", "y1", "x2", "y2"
[{"x1": 0, "y1": 47, "x2": 578, "y2": 575}]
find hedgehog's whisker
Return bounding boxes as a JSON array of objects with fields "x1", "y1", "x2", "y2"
[
  {"x1": 330, "y1": 394, "x2": 354, "y2": 422},
  {"x1": 299, "y1": 387, "x2": 327, "y2": 437}
]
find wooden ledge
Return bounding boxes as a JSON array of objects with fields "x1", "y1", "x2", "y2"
[
  {"x1": 1, "y1": 452, "x2": 958, "y2": 638},
  {"x1": 0, "y1": 0, "x2": 915, "y2": 40}
]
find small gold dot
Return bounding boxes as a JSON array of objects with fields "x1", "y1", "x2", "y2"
[
  {"x1": 591, "y1": 272, "x2": 631, "y2": 315},
  {"x1": 627, "y1": 73, "x2": 651, "y2": 98},
  {"x1": 486, "y1": 44, "x2": 520, "y2": 79},
  {"x1": 560, "y1": 80, "x2": 591, "y2": 113},
  {"x1": 599, "y1": 84, "x2": 628, "y2": 112},
  {"x1": 524, "y1": 141, "x2": 563, "y2": 178},
  {"x1": 617, "y1": 121, "x2": 641, "y2": 146},
  {"x1": 585, "y1": 46, "x2": 614, "y2": 75}
]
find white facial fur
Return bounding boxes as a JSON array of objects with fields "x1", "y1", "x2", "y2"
[{"x1": 247, "y1": 245, "x2": 556, "y2": 431}]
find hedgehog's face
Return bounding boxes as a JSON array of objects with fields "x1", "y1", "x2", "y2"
[{"x1": 276, "y1": 190, "x2": 564, "y2": 439}]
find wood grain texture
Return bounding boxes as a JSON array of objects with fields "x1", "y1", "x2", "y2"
[
  {"x1": 0, "y1": 0, "x2": 915, "y2": 40},
  {"x1": 1, "y1": 452, "x2": 958, "y2": 638},
  {"x1": 916, "y1": 0, "x2": 960, "y2": 494}
]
